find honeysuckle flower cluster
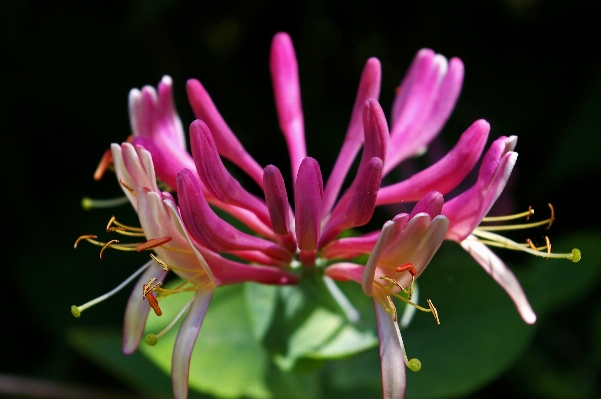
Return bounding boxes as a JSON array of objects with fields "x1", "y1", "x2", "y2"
[{"x1": 73, "y1": 32, "x2": 580, "y2": 399}]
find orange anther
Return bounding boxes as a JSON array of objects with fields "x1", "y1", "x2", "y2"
[
  {"x1": 93, "y1": 149, "x2": 113, "y2": 181},
  {"x1": 74, "y1": 234, "x2": 97, "y2": 248},
  {"x1": 526, "y1": 205, "x2": 533, "y2": 221},
  {"x1": 395, "y1": 262, "x2": 417, "y2": 276},
  {"x1": 136, "y1": 237, "x2": 173, "y2": 252},
  {"x1": 100, "y1": 239, "x2": 119, "y2": 259},
  {"x1": 546, "y1": 203, "x2": 555, "y2": 230},
  {"x1": 145, "y1": 292, "x2": 162, "y2": 316}
]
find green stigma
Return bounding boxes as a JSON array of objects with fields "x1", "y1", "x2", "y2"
[
  {"x1": 408, "y1": 358, "x2": 421, "y2": 372},
  {"x1": 145, "y1": 333, "x2": 159, "y2": 346},
  {"x1": 71, "y1": 305, "x2": 81, "y2": 318},
  {"x1": 570, "y1": 248, "x2": 581, "y2": 263}
]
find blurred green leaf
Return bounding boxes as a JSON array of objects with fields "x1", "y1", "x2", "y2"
[{"x1": 245, "y1": 282, "x2": 278, "y2": 341}]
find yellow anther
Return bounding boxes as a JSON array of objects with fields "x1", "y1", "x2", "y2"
[
  {"x1": 545, "y1": 236, "x2": 551, "y2": 260},
  {"x1": 142, "y1": 278, "x2": 163, "y2": 297},
  {"x1": 427, "y1": 299, "x2": 440, "y2": 325},
  {"x1": 379, "y1": 275, "x2": 404, "y2": 291},
  {"x1": 150, "y1": 254, "x2": 171, "y2": 271}
]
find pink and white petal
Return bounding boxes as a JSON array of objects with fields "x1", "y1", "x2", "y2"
[
  {"x1": 189, "y1": 120, "x2": 271, "y2": 226},
  {"x1": 172, "y1": 289, "x2": 214, "y2": 399},
  {"x1": 363, "y1": 220, "x2": 396, "y2": 296},
  {"x1": 321, "y1": 231, "x2": 380, "y2": 260},
  {"x1": 324, "y1": 262, "x2": 365, "y2": 284},
  {"x1": 186, "y1": 79, "x2": 264, "y2": 187},
  {"x1": 374, "y1": 300, "x2": 406, "y2": 399},
  {"x1": 407, "y1": 191, "x2": 444, "y2": 220},
  {"x1": 270, "y1": 32, "x2": 306, "y2": 178},
  {"x1": 111, "y1": 144, "x2": 138, "y2": 209},
  {"x1": 132, "y1": 136, "x2": 196, "y2": 191},
  {"x1": 386, "y1": 55, "x2": 464, "y2": 174},
  {"x1": 377, "y1": 120, "x2": 489, "y2": 204},
  {"x1": 444, "y1": 150, "x2": 517, "y2": 241},
  {"x1": 156, "y1": 76, "x2": 187, "y2": 150},
  {"x1": 461, "y1": 237, "x2": 536, "y2": 324},
  {"x1": 122, "y1": 261, "x2": 167, "y2": 354},
  {"x1": 323, "y1": 57, "x2": 382, "y2": 215},
  {"x1": 380, "y1": 214, "x2": 448, "y2": 286}
]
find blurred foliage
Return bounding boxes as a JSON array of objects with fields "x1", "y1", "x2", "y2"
[{"x1": 2, "y1": 0, "x2": 601, "y2": 398}]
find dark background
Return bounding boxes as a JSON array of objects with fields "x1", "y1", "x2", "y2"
[{"x1": 2, "y1": 1, "x2": 601, "y2": 398}]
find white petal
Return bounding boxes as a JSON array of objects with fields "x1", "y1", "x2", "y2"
[
  {"x1": 461, "y1": 236, "x2": 536, "y2": 324},
  {"x1": 374, "y1": 300, "x2": 406, "y2": 399}
]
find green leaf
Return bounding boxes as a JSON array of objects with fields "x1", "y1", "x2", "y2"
[
  {"x1": 245, "y1": 282, "x2": 278, "y2": 340},
  {"x1": 140, "y1": 283, "x2": 271, "y2": 399}
]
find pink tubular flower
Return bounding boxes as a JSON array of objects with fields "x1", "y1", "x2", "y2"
[
  {"x1": 73, "y1": 143, "x2": 298, "y2": 399},
  {"x1": 326, "y1": 192, "x2": 449, "y2": 399},
  {"x1": 74, "y1": 31, "x2": 580, "y2": 399}
]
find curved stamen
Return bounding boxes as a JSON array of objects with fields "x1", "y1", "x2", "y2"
[
  {"x1": 71, "y1": 260, "x2": 153, "y2": 318},
  {"x1": 473, "y1": 229, "x2": 580, "y2": 262},
  {"x1": 145, "y1": 292, "x2": 201, "y2": 346},
  {"x1": 81, "y1": 196, "x2": 130, "y2": 210}
]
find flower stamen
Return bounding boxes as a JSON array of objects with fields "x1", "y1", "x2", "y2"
[
  {"x1": 71, "y1": 260, "x2": 153, "y2": 317},
  {"x1": 100, "y1": 239, "x2": 120, "y2": 259},
  {"x1": 473, "y1": 204, "x2": 579, "y2": 263},
  {"x1": 145, "y1": 292, "x2": 200, "y2": 346},
  {"x1": 150, "y1": 253, "x2": 170, "y2": 271},
  {"x1": 81, "y1": 196, "x2": 130, "y2": 211},
  {"x1": 143, "y1": 278, "x2": 163, "y2": 316},
  {"x1": 136, "y1": 237, "x2": 173, "y2": 252},
  {"x1": 93, "y1": 149, "x2": 113, "y2": 181}
]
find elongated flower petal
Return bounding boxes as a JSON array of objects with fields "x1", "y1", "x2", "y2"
[
  {"x1": 324, "y1": 262, "x2": 365, "y2": 283},
  {"x1": 363, "y1": 195, "x2": 449, "y2": 296},
  {"x1": 407, "y1": 191, "x2": 444, "y2": 220},
  {"x1": 322, "y1": 231, "x2": 380, "y2": 260},
  {"x1": 374, "y1": 300, "x2": 406, "y2": 399},
  {"x1": 461, "y1": 237, "x2": 536, "y2": 324},
  {"x1": 326, "y1": 99, "x2": 389, "y2": 223},
  {"x1": 319, "y1": 157, "x2": 383, "y2": 246},
  {"x1": 177, "y1": 169, "x2": 291, "y2": 263},
  {"x1": 186, "y1": 79, "x2": 264, "y2": 186},
  {"x1": 172, "y1": 289, "x2": 213, "y2": 399},
  {"x1": 386, "y1": 51, "x2": 464, "y2": 173},
  {"x1": 189, "y1": 120, "x2": 271, "y2": 227},
  {"x1": 443, "y1": 136, "x2": 518, "y2": 241},
  {"x1": 263, "y1": 164, "x2": 291, "y2": 235},
  {"x1": 122, "y1": 261, "x2": 167, "y2": 354},
  {"x1": 129, "y1": 75, "x2": 186, "y2": 150},
  {"x1": 294, "y1": 157, "x2": 323, "y2": 250},
  {"x1": 323, "y1": 57, "x2": 382, "y2": 215},
  {"x1": 377, "y1": 119, "x2": 489, "y2": 204},
  {"x1": 271, "y1": 32, "x2": 306, "y2": 177}
]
